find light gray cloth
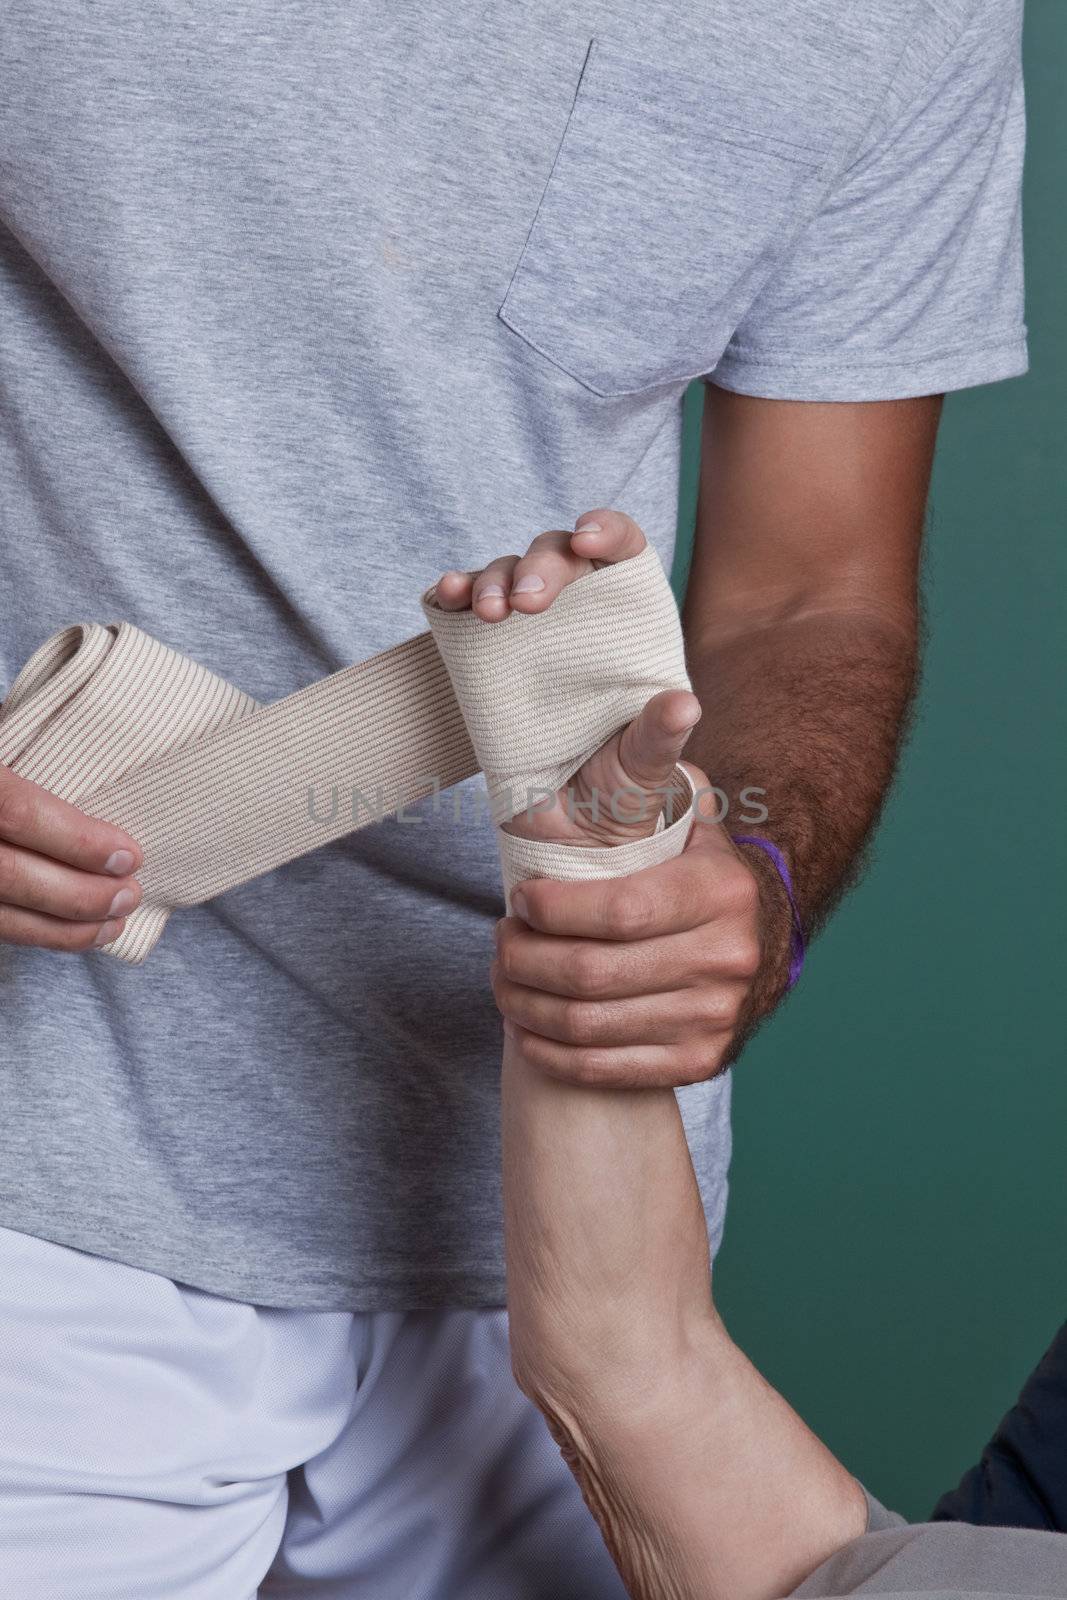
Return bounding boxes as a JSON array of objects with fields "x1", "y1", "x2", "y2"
[
  {"x1": 0, "y1": 0, "x2": 1026, "y2": 1309},
  {"x1": 789, "y1": 1492, "x2": 1067, "y2": 1597}
]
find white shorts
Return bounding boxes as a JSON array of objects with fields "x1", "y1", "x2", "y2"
[{"x1": 0, "y1": 1226, "x2": 627, "y2": 1600}]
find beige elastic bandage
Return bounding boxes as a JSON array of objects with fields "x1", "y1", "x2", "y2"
[{"x1": 0, "y1": 546, "x2": 695, "y2": 963}]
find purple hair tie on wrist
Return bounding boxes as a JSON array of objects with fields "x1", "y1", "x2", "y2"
[{"x1": 731, "y1": 836, "x2": 805, "y2": 990}]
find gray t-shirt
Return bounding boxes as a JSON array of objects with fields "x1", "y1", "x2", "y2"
[
  {"x1": 790, "y1": 1494, "x2": 1067, "y2": 1597},
  {"x1": 0, "y1": 0, "x2": 1026, "y2": 1309}
]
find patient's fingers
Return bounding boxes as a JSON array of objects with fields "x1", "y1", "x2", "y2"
[
  {"x1": 430, "y1": 510, "x2": 651, "y2": 622},
  {"x1": 506, "y1": 530, "x2": 591, "y2": 615},
  {"x1": 433, "y1": 555, "x2": 525, "y2": 618},
  {"x1": 508, "y1": 515, "x2": 650, "y2": 616},
  {"x1": 431, "y1": 569, "x2": 477, "y2": 611},
  {"x1": 569, "y1": 509, "x2": 649, "y2": 566},
  {"x1": 472, "y1": 554, "x2": 521, "y2": 620}
]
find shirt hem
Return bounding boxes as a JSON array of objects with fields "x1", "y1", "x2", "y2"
[
  {"x1": 707, "y1": 335, "x2": 1029, "y2": 402},
  {"x1": 0, "y1": 1203, "x2": 508, "y2": 1312}
]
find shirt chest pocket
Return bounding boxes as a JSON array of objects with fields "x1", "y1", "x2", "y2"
[{"x1": 498, "y1": 41, "x2": 831, "y2": 397}]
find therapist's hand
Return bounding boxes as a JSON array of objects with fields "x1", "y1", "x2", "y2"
[
  {"x1": 493, "y1": 772, "x2": 769, "y2": 1089},
  {"x1": 0, "y1": 765, "x2": 142, "y2": 951}
]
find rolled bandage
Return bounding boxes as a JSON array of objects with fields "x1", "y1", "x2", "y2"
[{"x1": 0, "y1": 545, "x2": 693, "y2": 962}]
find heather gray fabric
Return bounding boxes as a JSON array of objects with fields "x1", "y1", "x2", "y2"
[
  {"x1": 0, "y1": 0, "x2": 1026, "y2": 1309},
  {"x1": 790, "y1": 1492, "x2": 1067, "y2": 1597}
]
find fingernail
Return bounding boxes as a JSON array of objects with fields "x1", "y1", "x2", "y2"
[
  {"x1": 107, "y1": 887, "x2": 138, "y2": 917},
  {"x1": 477, "y1": 584, "x2": 506, "y2": 599},
  {"x1": 511, "y1": 891, "x2": 529, "y2": 921},
  {"x1": 92, "y1": 920, "x2": 122, "y2": 948},
  {"x1": 103, "y1": 849, "x2": 135, "y2": 877},
  {"x1": 574, "y1": 520, "x2": 602, "y2": 535},
  {"x1": 512, "y1": 575, "x2": 545, "y2": 595}
]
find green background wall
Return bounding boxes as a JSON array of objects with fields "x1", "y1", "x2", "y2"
[{"x1": 674, "y1": 2, "x2": 1066, "y2": 1521}]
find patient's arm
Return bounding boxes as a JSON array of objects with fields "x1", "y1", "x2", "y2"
[
  {"x1": 501, "y1": 1043, "x2": 868, "y2": 1600},
  {"x1": 437, "y1": 518, "x2": 867, "y2": 1595}
]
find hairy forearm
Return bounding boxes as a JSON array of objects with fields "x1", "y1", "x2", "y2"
[
  {"x1": 502, "y1": 1044, "x2": 868, "y2": 1600},
  {"x1": 683, "y1": 605, "x2": 919, "y2": 1028}
]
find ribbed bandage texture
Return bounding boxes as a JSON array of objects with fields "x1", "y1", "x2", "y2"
[
  {"x1": 0, "y1": 546, "x2": 692, "y2": 963},
  {"x1": 496, "y1": 768, "x2": 695, "y2": 910},
  {"x1": 422, "y1": 546, "x2": 690, "y2": 824}
]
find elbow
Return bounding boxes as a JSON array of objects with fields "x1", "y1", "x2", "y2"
[
  {"x1": 506, "y1": 1298, "x2": 592, "y2": 1418},
  {"x1": 506, "y1": 1295, "x2": 638, "y2": 1448},
  {"x1": 685, "y1": 588, "x2": 920, "y2": 661}
]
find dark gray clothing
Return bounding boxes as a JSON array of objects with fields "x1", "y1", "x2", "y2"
[{"x1": 792, "y1": 1493, "x2": 1067, "y2": 1597}]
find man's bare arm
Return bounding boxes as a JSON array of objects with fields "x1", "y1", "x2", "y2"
[
  {"x1": 488, "y1": 392, "x2": 940, "y2": 1087},
  {"x1": 684, "y1": 386, "x2": 941, "y2": 1029}
]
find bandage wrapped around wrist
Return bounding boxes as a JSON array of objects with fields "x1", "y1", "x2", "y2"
[{"x1": 0, "y1": 545, "x2": 694, "y2": 962}]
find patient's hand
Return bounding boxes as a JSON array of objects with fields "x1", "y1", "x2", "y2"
[
  {"x1": 434, "y1": 511, "x2": 765, "y2": 1091},
  {"x1": 432, "y1": 513, "x2": 701, "y2": 848}
]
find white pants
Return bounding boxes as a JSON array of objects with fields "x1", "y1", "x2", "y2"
[{"x1": 0, "y1": 1226, "x2": 627, "y2": 1600}]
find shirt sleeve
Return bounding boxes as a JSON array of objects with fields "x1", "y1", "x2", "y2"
[
  {"x1": 787, "y1": 1517, "x2": 1067, "y2": 1598},
  {"x1": 709, "y1": 0, "x2": 1028, "y2": 402}
]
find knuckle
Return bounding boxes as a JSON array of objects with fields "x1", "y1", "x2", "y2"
[
  {"x1": 494, "y1": 982, "x2": 526, "y2": 1026},
  {"x1": 67, "y1": 818, "x2": 102, "y2": 863},
  {"x1": 674, "y1": 1050, "x2": 715, "y2": 1087},
  {"x1": 569, "y1": 945, "x2": 607, "y2": 996},
  {"x1": 567, "y1": 1049, "x2": 609, "y2": 1087},
  {"x1": 485, "y1": 554, "x2": 519, "y2": 574},
  {"x1": 729, "y1": 935, "x2": 762, "y2": 979},
  {"x1": 0, "y1": 844, "x2": 21, "y2": 900},
  {"x1": 728, "y1": 864, "x2": 761, "y2": 918},
  {"x1": 497, "y1": 938, "x2": 523, "y2": 983},
  {"x1": 516, "y1": 882, "x2": 546, "y2": 927},
  {"x1": 605, "y1": 888, "x2": 652, "y2": 939},
  {"x1": 533, "y1": 886, "x2": 569, "y2": 936},
  {"x1": 526, "y1": 530, "x2": 571, "y2": 560},
  {"x1": 561, "y1": 998, "x2": 600, "y2": 1044},
  {"x1": 512, "y1": 1029, "x2": 554, "y2": 1072},
  {"x1": 701, "y1": 988, "x2": 741, "y2": 1030},
  {"x1": 719, "y1": 992, "x2": 744, "y2": 1029},
  {"x1": 63, "y1": 921, "x2": 105, "y2": 952},
  {"x1": 0, "y1": 783, "x2": 30, "y2": 840},
  {"x1": 525, "y1": 531, "x2": 557, "y2": 554},
  {"x1": 66, "y1": 883, "x2": 109, "y2": 923}
]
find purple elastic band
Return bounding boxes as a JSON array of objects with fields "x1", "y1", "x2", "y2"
[{"x1": 731, "y1": 836, "x2": 805, "y2": 990}]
